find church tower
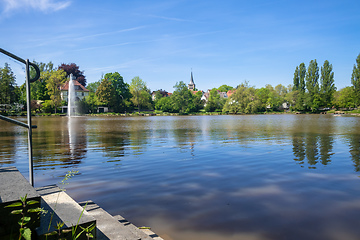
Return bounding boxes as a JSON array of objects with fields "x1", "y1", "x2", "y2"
[{"x1": 188, "y1": 71, "x2": 195, "y2": 90}]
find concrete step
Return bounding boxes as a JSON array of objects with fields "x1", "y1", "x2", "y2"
[
  {"x1": 79, "y1": 200, "x2": 155, "y2": 240},
  {"x1": 35, "y1": 185, "x2": 96, "y2": 239},
  {"x1": 0, "y1": 166, "x2": 41, "y2": 238},
  {"x1": 113, "y1": 215, "x2": 164, "y2": 240}
]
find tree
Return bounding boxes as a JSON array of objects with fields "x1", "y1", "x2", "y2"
[
  {"x1": 217, "y1": 84, "x2": 234, "y2": 93},
  {"x1": 306, "y1": 59, "x2": 320, "y2": 111},
  {"x1": 320, "y1": 60, "x2": 336, "y2": 108},
  {"x1": 292, "y1": 63, "x2": 306, "y2": 111},
  {"x1": 45, "y1": 69, "x2": 67, "y2": 113},
  {"x1": 205, "y1": 89, "x2": 221, "y2": 112},
  {"x1": 78, "y1": 93, "x2": 101, "y2": 114},
  {"x1": 129, "y1": 76, "x2": 152, "y2": 112},
  {"x1": 255, "y1": 87, "x2": 271, "y2": 112},
  {"x1": 96, "y1": 77, "x2": 117, "y2": 108},
  {"x1": 103, "y1": 72, "x2": 131, "y2": 112},
  {"x1": 293, "y1": 66, "x2": 300, "y2": 91},
  {"x1": 275, "y1": 84, "x2": 288, "y2": 109},
  {"x1": 333, "y1": 87, "x2": 355, "y2": 109},
  {"x1": 223, "y1": 82, "x2": 260, "y2": 114},
  {"x1": 171, "y1": 81, "x2": 195, "y2": 113},
  {"x1": 155, "y1": 97, "x2": 174, "y2": 112},
  {"x1": 0, "y1": 63, "x2": 19, "y2": 105},
  {"x1": 30, "y1": 61, "x2": 54, "y2": 101},
  {"x1": 87, "y1": 80, "x2": 101, "y2": 93},
  {"x1": 58, "y1": 63, "x2": 86, "y2": 87},
  {"x1": 351, "y1": 53, "x2": 360, "y2": 106},
  {"x1": 191, "y1": 91, "x2": 205, "y2": 112}
]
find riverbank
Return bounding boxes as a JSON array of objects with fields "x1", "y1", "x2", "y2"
[{"x1": 3, "y1": 110, "x2": 360, "y2": 117}]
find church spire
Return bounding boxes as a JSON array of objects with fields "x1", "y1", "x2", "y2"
[{"x1": 188, "y1": 70, "x2": 195, "y2": 90}]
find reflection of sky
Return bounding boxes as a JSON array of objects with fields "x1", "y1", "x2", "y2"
[{"x1": 2, "y1": 115, "x2": 360, "y2": 240}]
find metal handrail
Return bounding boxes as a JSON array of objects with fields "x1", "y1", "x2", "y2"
[
  {"x1": 0, "y1": 48, "x2": 40, "y2": 186},
  {"x1": 0, "y1": 48, "x2": 40, "y2": 83}
]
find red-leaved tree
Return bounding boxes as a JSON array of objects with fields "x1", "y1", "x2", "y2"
[{"x1": 58, "y1": 63, "x2": 86, "y2": 87}]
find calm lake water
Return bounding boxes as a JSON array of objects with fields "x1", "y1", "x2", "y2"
[{"x1": 1, "y1": 114, "x2": 360, "y2": 240}]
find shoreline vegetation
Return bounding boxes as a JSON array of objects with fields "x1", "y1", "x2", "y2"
[
  {"x1": 3, "y1": 109, "x2": 360, "y2": 117},
  {"x1": 1, "y1": 54, "x2": 360, "y2": 116}
]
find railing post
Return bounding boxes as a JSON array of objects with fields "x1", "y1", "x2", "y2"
[{"x1": 25, "y1": 59, "x2": 34, "y2": 186}]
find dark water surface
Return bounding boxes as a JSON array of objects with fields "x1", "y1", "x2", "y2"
[{"x1": 2, "y1": 114, "x2": 360, "y2": 240}]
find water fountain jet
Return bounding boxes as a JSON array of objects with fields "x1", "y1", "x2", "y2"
[{"x1": 68, "y1": 73, "x2": 76, "y2": 117}]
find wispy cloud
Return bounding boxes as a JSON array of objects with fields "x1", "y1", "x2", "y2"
[
  {"x1": 147, "y1": 14, "x2": 194, "y2": 22},
  {"x1": 1, "y1": 0, "x2": 71, "y2": 13},
  {"x1": 73, "y1": 26, "x2": 146, "y2": 41}
]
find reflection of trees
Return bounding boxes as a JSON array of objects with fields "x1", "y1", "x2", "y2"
[
  {"x1": 97, "y1": 131, "x2": 128, "y2": 159},
  {"x1": 349, "y1": 135, "x2": 360, "y2": 172},
  {"x1": 292, "y1": 134, "x2": 305, "y2": 165},
  {"x1": 128, "y1": 122, "x2": 149, "y2": 155},
  {"x1": 305, "y1": 134, "x2": 318, "y2": 168},
  {"x1": 319, "y1": 134, "x2": 333, "y2": 165},
  {"x1": 292, "y1": 133, "x2": 333, "y2": 169},
  {"x1": 32, "y1": 117, "x2": 87, "y2": 169},
  {"x1": 0, "y1": 124, "x2": 20, "y2": 165}
]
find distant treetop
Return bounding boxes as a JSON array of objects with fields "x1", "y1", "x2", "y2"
[{"x1": 58, "y1": 63, "x2": 86, "y2": 87}]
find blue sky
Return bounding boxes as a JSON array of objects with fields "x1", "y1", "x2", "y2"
[{"x1": 1, "y1": 0, "x2": 360, "y2": 92}]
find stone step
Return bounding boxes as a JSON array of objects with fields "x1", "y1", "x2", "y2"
[
  {"x1": 113, "y1": 215, "x2": 164, "y2": 240},
  {"x1": 35, "y1": 185, "x2": 96, "y2": 239},
  {"x1": 0, "y1": 167, "x2": 41, "y2": 238},
  {"x1": 0, "y1": 166, "x2": 40, "y2": 205},
  {"x1": 79, "y1": 200, "x2": 155, "y2": 240}
]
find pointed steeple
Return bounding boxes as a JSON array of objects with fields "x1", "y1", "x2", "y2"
[{"x1": 188, "y1": 70, "x2": 195, "y2": 90}]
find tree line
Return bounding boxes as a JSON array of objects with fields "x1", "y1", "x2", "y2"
[{"x1": 1, "y1": 53, "x2": 360, "y2": 114}]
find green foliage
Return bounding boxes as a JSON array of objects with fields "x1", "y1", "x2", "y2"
[
  {"x1": 5, "y1": 194, "x2": 42, "y2": 240},
  {"x1": 170, "y1": 81, "x2": 203, "y2": 113},
  {"x1": 78, "y1": 93, "x2": 100, "y2": 114},
  {"x1": 96, "y1": 77, "x2": 117, "y2": 108},
  {"x1": 105, "y1": 72, "x2": 132, "y2": 112},
  {"x1": 305, "y1": 59, "x2": 320, "y2": 111},
  {"x1": 0, "y1": 63, "x2": 19, "y2": 104},
  {"x1": 291, "y1": 63, "x2": 306, "y2": 111},
  {"x1": 217, "y1": 84, "x2": 233, "y2": 93},
  {"x1": 223, "y1": 82, "x2": 260, "y2": 114},
  {"x1": 29, "y1": 61, "x2": 54, "y2": 101},
  {"x1": 205, "y1": 89, "x2": 221, "y2": 112},
  {"x1": 320, "y1": 60, "x2": 336, "y2": 108},
  {"x1": 155, "y1": 96, "x2": 174, "y2": 112},
  {"x1": 351, "y1": 53, "x2": 360, "y2": 106},
  {"x1": 333, "y1": 87, "x2": 355, "y2": 109},
  {"x1": 41, "y1": 100, "x2": 54, "y2": 113},
  {"x1": 45, "y1": 69, "x2": 67, "y2": 114},
  {"x1": 130, "y1": 76, "x2": 152, "y2": 112},
  {"x1": 86, "y1": 80, "x2": 101, "y2": 93}
]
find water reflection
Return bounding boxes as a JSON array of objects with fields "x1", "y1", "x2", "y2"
[
  {"x1": 349, "y1": 135, "x2": 360, "y2": 171},
  {"x1": 0, "y1": 123, "x2": 24, "y2": 165},
  {"x1": 4, "y1": 115, "x2": 360, "y2": 240},
  {"x1": 32, "y1": 117, "x2": 87, "y2": 170},
  {"x1": 292, "y1": 133, "x2": 334, "y2": 169}
]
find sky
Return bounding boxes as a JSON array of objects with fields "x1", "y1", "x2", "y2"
[{"x1": 1, "y1": 0, "x2": 360, "y2": 92}]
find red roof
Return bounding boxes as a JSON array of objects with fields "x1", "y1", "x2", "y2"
[
  {"x1": 227, "y1": 89, "x2": 236, "y2": 97},
  {"x1": 61, "y1": 80, "x2": 89, "y2": 92}
]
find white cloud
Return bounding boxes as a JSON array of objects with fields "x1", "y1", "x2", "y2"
[{"x1": 2, "y1": 0, "x2": 71, "y2": 13}]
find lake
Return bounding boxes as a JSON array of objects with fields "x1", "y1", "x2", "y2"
[{"x1": 1, "y1": 114, "x2": 360, "y2": 240}]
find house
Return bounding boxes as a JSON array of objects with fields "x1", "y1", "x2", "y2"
[
  {"x1": 227, "y1": 89, "x2": 236, "y2": 97},
  {"x1": 59, "y1": 78, "x2": 90, "y2": 113},
  {"x1": 151, "y1": 89, "x2": 170, "y2": 101},
  {"x1": 201, "y1": 89, "x2": 228, "y2": 102},
  {"x1": 60, "y1": 79, "x2": 89, "y2": 102}
]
